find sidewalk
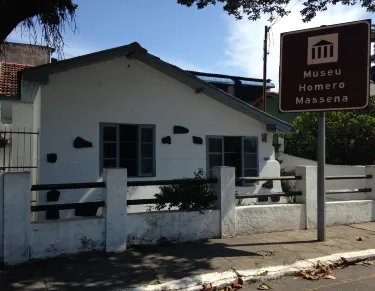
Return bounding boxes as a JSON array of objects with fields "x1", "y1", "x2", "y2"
[{"x1": 2, "y1": 223, "x2": 375, "y2": 291}]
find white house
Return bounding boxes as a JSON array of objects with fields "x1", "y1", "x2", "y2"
[{"x1": 1, "y1": 42, "x2": 292, "y2": 219}]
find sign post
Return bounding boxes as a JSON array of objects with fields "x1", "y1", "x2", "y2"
[
  {"x1": 279, "y1": 20, "x2": 370, "y2": 241},
  {"x1": 317, "y1": 112, "x2": 326, "y2": 241}
]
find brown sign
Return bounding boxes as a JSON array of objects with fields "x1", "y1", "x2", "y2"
[{"x1": 279, "y1": 20, "x2": 371, "y2": 112}]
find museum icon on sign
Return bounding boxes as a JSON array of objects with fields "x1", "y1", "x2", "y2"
[{"x1": 307, "y1": 33, "x2": 339, "y2": 65}]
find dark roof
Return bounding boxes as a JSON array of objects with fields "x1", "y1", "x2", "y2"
[
  {"x1": 313, "y1": 40, "x2": 333, "y2": 47},
  {"x1": 188, "y1": 71, "x2": 275, "y2": 88},
  {"x1": 21, "y1": 42, "x2": 292, "y2": 132},
  {"x1": 187, "y1": 71, "x2": 272, "y2": 83},
  {"x1": 0, "y1": 62, "x2": 33, "y2": 96}
]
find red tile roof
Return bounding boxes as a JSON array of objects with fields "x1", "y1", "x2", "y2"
[
  {"x1": 252, "y1": 92, "x2": 280, "y2": 108},
  {"x1": 0, "y1": 62, "x2": 32, "y2": 96}
]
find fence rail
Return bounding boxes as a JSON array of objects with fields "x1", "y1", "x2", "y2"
[
  {"x1": 325, "y1": 175, "x2": 372, "y2": 180},
  {"x1": 236, "y1": 176, "x2": 302, "y2": 182},
  {"x1": 326, "y1": 188, "x2": 372, "y2": 195},
  {"x1": 236, "y1": 191, "x2": 302, "y2": 200},
  {"x1": 31, "y1": 182, "x2": 106, "y2": 191},
  {"x1": 128, "y1": 178, "x2": 217, "y2": 187},
  {"x1": 128, "y1": 196, "x2": 217, "y2": 206},
  {"x1": 30, "y1": 201, "x2": 105, "y2": 212}
]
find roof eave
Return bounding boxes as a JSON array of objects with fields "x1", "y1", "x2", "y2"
[{"x1": 266, "y1": 123, "x2": 293, "y2": 133}]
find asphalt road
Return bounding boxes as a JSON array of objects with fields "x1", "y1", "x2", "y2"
[{"x1": 243, "y1": 261, "x2": 375, "y2": 290}]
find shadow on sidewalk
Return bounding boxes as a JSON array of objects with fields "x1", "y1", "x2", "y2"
[{"x1": 0, "y1": 240, "x2": 263, "y2": 291}]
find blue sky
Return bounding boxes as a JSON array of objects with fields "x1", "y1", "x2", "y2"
[{"x1": 8, "y1": 0, "x2": 375, "y2": 89}]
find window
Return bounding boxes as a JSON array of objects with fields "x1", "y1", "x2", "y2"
[
  {"x1": 100, "y1": 123, "x2": 155, "y2": 177},
  {"x1": 207, "y1": 136, "x2": 258, "y2": 179}
]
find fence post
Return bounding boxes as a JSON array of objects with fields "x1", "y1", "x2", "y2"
[
  {"x1": 3, "y1": 172, "x2": 31, "y2": 265},
  {"x1": 103, "y1": 168, "x2": 127, "y2": 253},
  {"x1": 212, "y1": 166, "x2": 236, "y2": 238},
  {"x1": 295, "y1": 166, "x2": 317, "y2": 229},
  {"x1": 365, "y1": 166, "x2": 375, "y2": 200}
]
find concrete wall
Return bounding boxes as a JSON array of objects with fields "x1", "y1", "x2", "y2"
[
  {"x1": 326, "y1": 200, "x2": 375, "y2": 226},
  {"x1": 127, "y1": 210, "x2": 220, "y2": 245},
  {"x1": 280, "y1": 153, "x2": 367, "y2": 200},
  {"x1": 236, "y1": 204, "x2": 306, "y2": 235},
  {"x1": 0, "y1": 174, "x2": 3, "y2": 261},
  {"x1": 30, "y1": 218, "x2": 105, "y2": 259},
  {"x1": 37, "y1": 57, "x2": 279, "y2": 216},
  {"x1": 0, "y1": 42, "x2": 51, "y2": 66},
  {"x1": 11, "y1": 103, "x2": 34, "y2": 170}
]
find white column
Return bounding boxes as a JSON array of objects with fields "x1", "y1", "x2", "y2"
[
  {"x1": 295, "y1": 166, "x2": 317, "y2": 229},
  {"x1": 103, "y1": 168, "x2": 127, "y2": 253},
  {"x1": 3, "y1": 172, "x2": 31, "y2": 265},
  {"x1": 365, "y1": 166, "x2": 375, "y2": 200},
  {"x1": 212, "y1": 166, "x2": 236, "y2": 238}
]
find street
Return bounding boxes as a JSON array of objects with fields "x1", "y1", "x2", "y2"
[{"x1": 243, "y1": 261, "x2": 375, "y2": 290}]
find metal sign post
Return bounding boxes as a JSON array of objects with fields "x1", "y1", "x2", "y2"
[
  {"x1": 279, "y1": 19, "x2": 370, "y2": 241},
  {"x1": 317, "y1": 112, "x2": 326, "y2": 241}
]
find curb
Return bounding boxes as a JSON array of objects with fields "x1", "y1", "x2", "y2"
[{"x1": 120, "y1": 249, "x2": 375, "y2": 291}]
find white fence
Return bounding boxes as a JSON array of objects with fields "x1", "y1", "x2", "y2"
[
  {"x1": 1, "y1": 166, "x2": 375, "y2": 265},
  {"x1": 279, "y1": 153, "x2": 368, "y2": 200}
]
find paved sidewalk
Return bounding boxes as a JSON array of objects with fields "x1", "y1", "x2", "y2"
[{"x1": 2, "y1": 223, "x2": 375, "y2": 291}]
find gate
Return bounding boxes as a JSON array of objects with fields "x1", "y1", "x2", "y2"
[{"x1": 0, "y1": 127, "x2": 39, "y2": 172}]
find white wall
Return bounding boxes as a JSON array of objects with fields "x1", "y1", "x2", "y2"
[
  {"x1": 32, "y1": 88, "x2": 41, "y2": 185},
  {"x1": 37, "y1": 57, "x2": 279, "y2": 216},
  {"x1": 0, "y1": 145, "x2": 11, "y2": 170},
  {"x1": 127, "y1": 210, "x2": 220, "y2": 245},
  {"x1": 236, "y1": 204, "x2": 306, "y2": 235},
  {"x1": 326, "y1": 200, "x2": 375, "y2": 226},
  {"x1": 0, "y1": 174, "x2": 3, "y2": 261},
  {"x1": 30, "y1": 217, "x2": 105, "y2": 259},
  {"x1": 280, "y1": 153, "x2": 367, "y2": 200},
  {"x1": 11, "y1": 103, "x2": 34, "y2": 170}
]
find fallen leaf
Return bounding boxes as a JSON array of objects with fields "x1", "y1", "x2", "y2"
[
  {"x1": 357, "y1": 237, "x2": 363, "y2": 241},
  {"x1": 323, "y1": 274, "x2": 336, "y2": 279},
  {"x1": 223, "y1": 286, "x2": 232, "y2": 291},
  {"x1": 257, "y1": 283, "x2": 271, "y2": 290},
  {"x1": 203, "y1": 283, "x2": 212, "y2": 291},
  {"x1": 356, "y1": 260, "x2": 374, "y2": 266},
  {"x1": 231, "y1": 278, "x2": 244, "y2": 289}
]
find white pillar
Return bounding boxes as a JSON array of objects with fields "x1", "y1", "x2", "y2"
[
  {"x1": 3, "y1": 172, "x2": 31, "y2": 265},
  {"x1": 212, "y1": 166, "x2": 236, "y2": 238},
  {"x1": 365, "y1": 166, "x2": 375, "y2": 200},
  {"x1": 295, "y1": 166, "x2": 317, "y2": 229},
  {"x1": 103, "y1": 168, "x2": 127, "y2": 253}
]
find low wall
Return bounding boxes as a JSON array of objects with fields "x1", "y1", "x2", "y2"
[
  {"x1": 127, "y1": 209, "x2": 220, "y2": 245},
  {"x1": 236, "y1": 204, "x2": 306, "y2": 235},
  {"x1": 326, "y1": 200, "x2": 375, "y2": 226},
  {"x1": 30, "y1": 217, "x2": 105, "y2": 259}
]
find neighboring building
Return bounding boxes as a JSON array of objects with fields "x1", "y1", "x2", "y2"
[
  {"x1": 252, "y1": 92, "x2": 300, "y2": 125},
  {"x1": 187, "y1": 71, "x2": 275, "y2": 104},
  {"x1": 0, "y1": 43, "x2": 53, "y2": 172},
  {"x1": 1, "y1": 42, "x2": 292, "y2": 219}
]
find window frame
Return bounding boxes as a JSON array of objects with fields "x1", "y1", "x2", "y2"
[
  {"x1": 99, "y1": 123, "x2": 156, "y2": 177},
  {"x1": 206, "y1": 135, "x2": 259, "y2": 178}
]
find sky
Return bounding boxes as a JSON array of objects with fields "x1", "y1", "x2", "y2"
[{"x1": 7, "y1": 0, "x2": 375, "y2": 90}]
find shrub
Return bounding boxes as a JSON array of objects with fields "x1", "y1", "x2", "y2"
[{"x1": 154, "y1": 168, "x2": 215, "y2": 212}]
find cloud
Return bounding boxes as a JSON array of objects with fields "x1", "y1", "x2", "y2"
[{"x1": 224, "y1": 3, "x2": 369, "y2": 89}]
